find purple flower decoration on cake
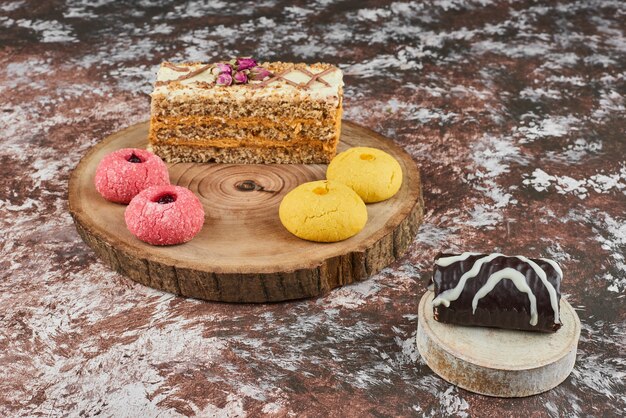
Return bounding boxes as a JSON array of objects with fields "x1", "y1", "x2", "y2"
[
  {"x1": 233, "y1": 71, "x2": 248, "y2": 84},
  {"x1": 249, "y1": 66, "x2": 272, "y2": 81},
  {"x1": 216, "y1": 72, "x2": 233, "y2": 86},
  {"x1": 213, "y1": 58, "x2": 269, "y2": 86},
  {"x1": 211, "y1": 63, "x2": 232, "y2": 76},
  {"x1": 236, "y1": 58, "x2": 257, "y2": 71}
]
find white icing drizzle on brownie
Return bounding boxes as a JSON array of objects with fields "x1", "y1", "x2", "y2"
[
  {"x1": 515, "y1": 255, "x2": 560, "y2": 324},
  {"x1": 541, "y1": 258, "x2": 564, "y2": 279},
  {"x1": 432, "y1": 253, "x2": 503, "y2": 307},
  {"x1": 434, "y1": 252, "x2": 480, "y2": 267},
  {"x1": 472, "y1": 268, "x2": 538, "y2": 326},
  {"x1": 432, "y1": 252, "x2": 562, "y2": 326}
]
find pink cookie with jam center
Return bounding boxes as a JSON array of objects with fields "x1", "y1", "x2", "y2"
[
  {"x1": 94, "y1": 148, "x2": 170, "y2": 204},
  {"x1": 124, "y1": 185, "x2": 205, "y2": 246}
]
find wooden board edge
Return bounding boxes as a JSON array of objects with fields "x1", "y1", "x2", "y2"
[
  {"x1": 69, "y1": 121, "x2": 424, "y2": 275},
  {"x1": 71, "y1": 183, "x2": 424, "y2": 302},
  {"x1": 416, "y1": 291, "x2": 580, "y2": 397},
  {"x1": 68, "y1": 120, "x2": 425, "y2": 302}
]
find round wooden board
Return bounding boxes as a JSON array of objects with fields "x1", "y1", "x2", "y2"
[
  {"x1": 416, "y1": 291, "x2": 581, "y2": 397},
  {"x1": 68, "y1": 121, "x2": 424, "y2": 303}
]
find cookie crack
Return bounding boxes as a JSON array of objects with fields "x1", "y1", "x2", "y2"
[{"x1": 302, "y1": 207, "x2": 339, "y2": 224}]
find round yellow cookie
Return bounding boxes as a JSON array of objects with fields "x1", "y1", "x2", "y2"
[
  {"x1": 326, "y1": 147, "x2": 403, "y2": 203},
  {"x1": 279, "y1": 180, "x2": 367, "y2": 243}
]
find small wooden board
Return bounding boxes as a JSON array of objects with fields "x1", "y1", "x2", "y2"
[
  {"x1": 68, "y1": 121, "x2": 424, "y2": 303},
  {"x1": 416, "y1": 291, "x2": 581, "y2": 397}
]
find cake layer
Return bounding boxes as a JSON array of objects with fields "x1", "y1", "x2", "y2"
[
  {"x1": 150, "y1": 135, "x2": 338, "y2": 152},
  {"x1": 149, "y1": 142, "x2": 335, "y2": 164},
  {"x1": 150, "y1": 117, "x2": 338, "y2": 143},
  {"x1": 151, "y1": 95, "x2": 339, "y2": 121}
]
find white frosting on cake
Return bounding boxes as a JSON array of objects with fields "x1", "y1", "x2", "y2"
[
  {"x1": 157, "y1": 64, "x2": 217, "y2": 84},
  {"x1": 152, "y1": 63, "x2": 344, "y2": 102}
]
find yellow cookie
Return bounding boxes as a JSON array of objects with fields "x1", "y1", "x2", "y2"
[
  {"x1": 279, "y1": 180, "x2": 367, "y2": 242},
  {"x1": 327, "y1": 147, "x2": 403, "y2": 203}
]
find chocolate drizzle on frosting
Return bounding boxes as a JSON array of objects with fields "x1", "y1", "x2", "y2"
[
  {"x1": 300, "y1": 68, "x2": 330, "y2": 87},
  {"x1": 250, "y1": 67, "x2": 336, "y2": 90},
  {"x1": 155, "y1": 64, "x2": 213, "y2": 87},
  {"x1": 163, "y1": 62, "x2": 190, "y2": 72},
  {"x1": 304, "y1": 67, "x2": 335, "y2": 88},
  {"x1": 175, "y1": 64, "x2": 213, "y2": 82},
  {"x1": 250, "y1": 68, "x2": 299, "y2": 89}
]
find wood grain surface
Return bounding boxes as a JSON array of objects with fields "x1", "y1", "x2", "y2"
[{"x1": 68, "y1": 121, "x2": 424, "y2": 302}]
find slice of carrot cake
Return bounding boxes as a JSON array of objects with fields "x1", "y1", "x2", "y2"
[{"x1": 148, "y1": 58, "x2": 343, "y2": 164}]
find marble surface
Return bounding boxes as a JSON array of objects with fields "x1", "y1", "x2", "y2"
[{"x1": 1, "y1": 0, "x2": 625, "y2": 416}]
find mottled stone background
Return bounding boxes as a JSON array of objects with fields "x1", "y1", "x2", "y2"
[{"x1": 1, "y1": 0, "x2": 625, "y2": 416}]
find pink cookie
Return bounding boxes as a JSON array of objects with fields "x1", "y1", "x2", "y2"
[
  {"x1": 94, "y1": 148, "x2": 170, "y2": 204},
  {"x1": 124, "y1": 185, "x2": 205, "y2": 246}
]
